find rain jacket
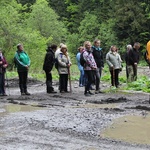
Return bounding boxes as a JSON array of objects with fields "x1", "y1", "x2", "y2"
[{"x1": 14, "y1": 50, "x2": 30, "y2": 72}]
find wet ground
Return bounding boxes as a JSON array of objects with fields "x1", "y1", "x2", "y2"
[{"x1": 0, "y1": 68, "x2": 150, "y2": 150}]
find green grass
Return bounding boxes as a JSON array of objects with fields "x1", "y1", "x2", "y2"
[{"x1": 6, "y1": 64, "x2": 150, "y2": 93}]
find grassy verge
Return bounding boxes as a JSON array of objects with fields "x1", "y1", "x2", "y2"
[{"x1": 7, "y1": 64, "x2": 150, "y2": 93}]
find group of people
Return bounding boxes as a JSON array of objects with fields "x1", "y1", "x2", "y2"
[
  {"x1": 0, "y1": 40, "x2": 142, "y2": 96},
  {"x1": 76, "y1": 40, "x2": 141, "y2": 96}
]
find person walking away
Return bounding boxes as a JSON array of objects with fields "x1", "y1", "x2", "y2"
[
  {"x1": 43, "y1": 44, "x2": 57, "y2": 94},
  {"x1": 124, "y1": 44, "x2": 133, "y2": 81},
  {"x1": 126, "y1": 42, "x2": 140, "y2": 82},
  {"x1": 14, "y1": 43, "x2": 31, "y2": 95},
  {"x1": 106, "y1": 45, "x2": 122, "y2": 88},
  {"x1": 83, "y1": 41, "x2": 97, "y2": 96},
  {"x1": 0, "y1": 49, "x2": 8, "y2": 96},
  {"x1": 92, "y1": 39, "x2": 104, "y2": 94},
  {"x1": 57, "y1": 45, "x2": 72, "y2": 93},
  {"x1": 76, "y1": 46, "x2": 86, "y2": 87}
]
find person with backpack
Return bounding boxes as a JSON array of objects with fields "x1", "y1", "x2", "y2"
[
  {"x1": 126, "y1": 42, "x2": 140, "y2": 82},
  {"x1": 82, "y1": 41, "x2": 97, "y2": 96},
  {"x1": 43, "y1": 44, "x2": 57, "y2": 94},
  {"x1": 145, "y1": 40, "x2": 150, "y2": 67},
  {"x1": 0, "y1": 49, "x2": 8, "y2": 96},
  {"x1": 57, "y1": 45, "x2": 71, "y2": 93},
  {"x1": 76, "y1": 46, "x2": 86, "y2": 87},
  {"x1": 92, "y1": 39, "x2": 104, "y2": 94},
  {"x1": 106, "y1": 45, "x2": 122, "y2": 88},
  {"x1": 14, "y1": 43, "x2": 31, "y2": 95}
]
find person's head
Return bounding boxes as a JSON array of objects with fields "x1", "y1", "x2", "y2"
[
  {"x1": 50, "y1": 44, "x2": 57, "y2": 52},
  {"x1": 110, "y1": 45, "x2": 117, "y2": 52},
  {"x1": 84, "y1": 41, "x2": 91, "y2": 51},
  {"x1": 17, "y1": 43, "x2": 23, "y2": 51},
  {"x1": 133, "y1": 42, "x2": 140, "y2": 50},
  {"x1": 60, "y1": 45, "x2": 67, "y2": 54},
  {"x1": 93, "y1": 39, "x2": 101, "y2": 48},
  {"x1": 78, "y1": 46, "x2": 84, "y2": 53},
  {"x1": 59, "y1": 43, "x2": 64, "y2": 48},
  {"x1": 126, "y1": 44, "x2": 132, "y2": 51}
]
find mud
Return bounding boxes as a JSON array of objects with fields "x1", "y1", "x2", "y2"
[{"x1": 0, "y1": 73, "x2": 150, "y2": 149}]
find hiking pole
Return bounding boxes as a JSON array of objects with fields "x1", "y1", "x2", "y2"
[
  {"x1": 5, "y1": 71, "x2": 10, "y2": 96},
  {"x1": 68, "y1": 66, "x2": 72, "y2": 93}
]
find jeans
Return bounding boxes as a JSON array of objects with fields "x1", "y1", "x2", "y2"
[
  {"x1": 0, "y1": 73, "x2": 5, "y2": 94},
  {"x1": 18, "y1": 71, "x2": 28, "y2": 93},
  {"x1": 59, "y1": 74, "x2": 68, "y2": 92},
  {"x1": 110, "y1": 69, "x2": 120, "y2": 87},
  {"x1": 95, "y1": 67, "x2": 102, "y2": 91},
  {"x1": 79, "y1": 69, "x2": 86, "y2": 86},
  {"x1": 45, "y1": 71, "x2": 54, "y2": 92},
  {"x1": 84, "y1": 70, "x2": 95, "y2": 93}
]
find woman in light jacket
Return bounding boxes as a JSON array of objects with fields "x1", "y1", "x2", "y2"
[
  {"x1": 106, "y1": 45, "x2": 122, "y2": 88},
  {"x1": 57, "y1": 45, "x2": 71, "y2": 93}
]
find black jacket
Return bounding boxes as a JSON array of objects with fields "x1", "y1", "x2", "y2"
[
  {"x1": 43, "y1": 48, "x2": 55, "y2": 72},
  {"x1": 125, "y1": 48, "x2": 140, "y2": 66},
  {"x1": 92, "y1": 46, "x2": 104, "y2": 68}
]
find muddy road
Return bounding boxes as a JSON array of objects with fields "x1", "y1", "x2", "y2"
[{"x1": 0, "y1": 71, "x2": 150, "y2": 149}]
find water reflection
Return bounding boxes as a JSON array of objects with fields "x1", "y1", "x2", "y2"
[{"x1": 102, "y1": 114, "x2": 150, "y2": 144}]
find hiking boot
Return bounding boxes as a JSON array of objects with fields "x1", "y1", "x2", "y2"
[
  {"x1": 95, "y1": 90, "x2": 104, "y2": 94},
  {"x1": 88, "y1": 91, "x2": 94, "y2": 95},
  {"x1": 84, "y1": 93, "x2": 91, "y2": 97},
  {"x1": 48, "y1": 91, "x2": 57, "y2": 94},
  {"x1": 25, "y1": 92, "x2": 31, "y2": 95},
  {"x1": 21, "y1": 92, "x2": 26, "y2": 95},
  {"x1": 95, "y1": 90, "x2": 99, "y2": 94}
]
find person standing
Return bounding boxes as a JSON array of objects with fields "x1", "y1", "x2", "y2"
[
  {"x1": 76, "y1": 46, "x2": 86, "y2": 87},
  {"x1": 0, "y1": 49, "x2": 8, "y2": 96},
  {"x1": 43, "y1": 44, "x2": 57, "y2": 94},
  {"x1": 92, "y1": 39, "x2": 104, "y2": 94},
  {"x1": 57, "y1": 45, "x2": 71, "y2": 93},
  {"x1": 83, "y1": 41, "x2": 97, "y2": 96},
  {"x1": 124, "y1": 44, "x2": 133, "y2": 81},
  {"x1": 126, "y1": 42, "x2": 140, "y2": 82},
  {"x1": 106, "y1": 45, "x2": 122, "y2": 88},
  {"x1": 14, "y1": 43, "x2": 31, "y2": 95}
]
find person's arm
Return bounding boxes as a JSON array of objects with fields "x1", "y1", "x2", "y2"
[
  {"x1": 15, "y1": 52, "x2": 27, "y2": 67},
  {"x1": 106, "y1": 53, "x2": 113, "y2": 68}
]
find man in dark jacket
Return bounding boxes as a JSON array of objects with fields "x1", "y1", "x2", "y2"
[
  {"x1": 92, "y1": 39, "x2": 104, "y2": 94},
  {"x1": 126, "y1": 42, "x2": 140, "y2": 82},
  {"x1": 43, "y1": 44, "x2": 57, "y2": 93}
]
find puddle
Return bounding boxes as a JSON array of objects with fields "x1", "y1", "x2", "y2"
[
  {"x1": 101, "y1": 114, "x2": 150, "y2": 144},
  {"x1": 0, "y1": 104, "x2": 42, "y2": 116},
  {"x1": 70, "y1": 103, "x2": 118, "y2": 109}
]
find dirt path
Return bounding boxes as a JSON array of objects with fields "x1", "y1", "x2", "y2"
[{"x1": 0, "y1": 66, "x2": 150, "y2": 150}]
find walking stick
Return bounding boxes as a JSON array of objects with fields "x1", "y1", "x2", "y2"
[
  {"x1": 68, "y1": 66, "x2": 72, "y2": 93},
  {"x1": 65, "y1": 52, "x2": 72, "y2": 93},
  {"x1": 5, "y1": 71, "x2": 10, "y2": 96},
  {"x1": 113, "y1": 68, "x2": 115, "y2": 87}
]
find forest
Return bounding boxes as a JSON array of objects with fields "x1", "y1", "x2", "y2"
[{"x1": 0, "y1": 0, "x2": 150, "y2": 72}]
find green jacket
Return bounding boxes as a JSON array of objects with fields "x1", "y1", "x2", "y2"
[{"x1": 14, "y1": 50, "x2": 30, "y2": 72}]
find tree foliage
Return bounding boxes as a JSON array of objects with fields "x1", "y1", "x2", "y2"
[{"x1": 0, "y1": 0, "x2": 150, "y2": 72}]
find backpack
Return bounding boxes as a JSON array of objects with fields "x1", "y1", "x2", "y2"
[
  {"x1": 80, "y1": 51, "x2": 86, "y2": 67},
  {"x1": 14, "y1": 51, "x2": 20, "y2": 67},
  {"x1": 55, "y1": 53, "x2": 63, "y2": 69},
  {"x1": 144, "y1": 41, "x2": 150, "y2": 66}
]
